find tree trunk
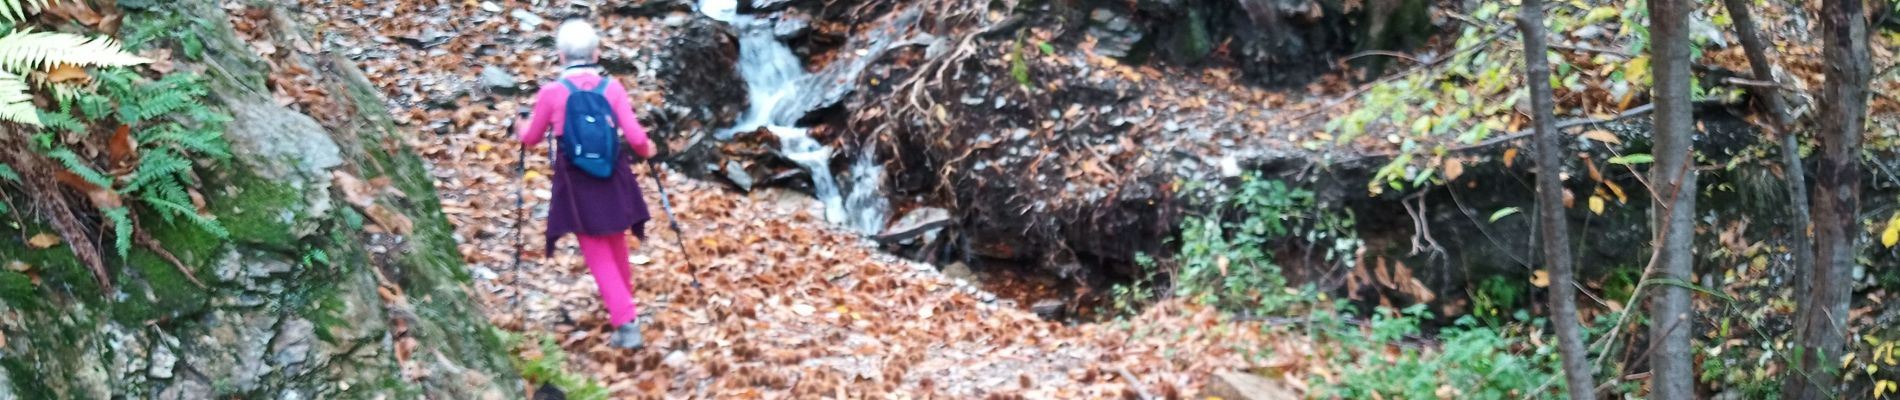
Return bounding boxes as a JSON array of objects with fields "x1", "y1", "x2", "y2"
[
  {"x1": 1783, "y1": 0, "x2": 1870, "y2": 398},
  {"x1": 1717, "y1": 0, "x2": 1814, "y2": 298},
  {"x1": 1518, "y1": 1, "x2": 1597, "y2": 398},
  {"x1": 1644, "y1": 0, "x2": 1697, "y2": 398}
]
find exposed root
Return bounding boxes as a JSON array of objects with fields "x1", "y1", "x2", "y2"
[{"x1": 134, "y1": 215, "x2": 206, "y2": 288}]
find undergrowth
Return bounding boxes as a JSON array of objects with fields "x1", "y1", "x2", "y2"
[{"x1": 497, "y1": 329, "x2": 611, "y2": 400}]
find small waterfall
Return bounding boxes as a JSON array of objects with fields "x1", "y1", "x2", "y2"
[
  {"x1": 843, "y1": 145, "x2": 889, "y2": 235},
  {"x1": 703, "y1": 0, "x2": 889, "y2": 235}
]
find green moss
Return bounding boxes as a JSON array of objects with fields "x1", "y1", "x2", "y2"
[
  {"x1": 207, "y1": 168, "x2": 305, "y2": 250},
  {"x1": 0, "y1": 225, "x2": 100, "y2": 299},
  {"x1": 1, "y1": 357, "x2": 57, "y2": 399},
  {"x1": 112, "y1": 248, "x2": 214, "y2": 325},
  {"x1": 0, "y1": 271, "x2": 35, "y2": 309}
]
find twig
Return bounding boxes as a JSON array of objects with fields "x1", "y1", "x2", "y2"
[
  {"x1": 1116, "y1": 367, "x2": 1156, "y2": 400},
  {"x1": 1444, "y1": 182, "x2": 1534, "y2": 268},
  {"x1": 1343, "y1": 50, "x2": 1423, "y2": 65},
  {"x1": 1545, "y1": 42, "x2": 1635, "y2": 58},
  {"x1": 1458, "y1": 103, "x2": 1658, "y2": 151},
  {"x1": 135, "y1": 217, "x2": 206, "y2": 288},
  {"x1": 1719, "y1": 76, "x2": 1800, "y2": 91}
]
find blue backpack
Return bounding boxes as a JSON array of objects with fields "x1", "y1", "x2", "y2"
[{"x1": 557, "y1": 77, "x2": 621, "y2": 179}]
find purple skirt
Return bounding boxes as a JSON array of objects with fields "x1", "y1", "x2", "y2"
[{"x1": 545, "y1": 149, "x2": 650, "y2": 254}]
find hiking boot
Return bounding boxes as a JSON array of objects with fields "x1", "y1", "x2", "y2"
[{"x1": 609, "y1": 319, "x2": 643, "y2": 350}]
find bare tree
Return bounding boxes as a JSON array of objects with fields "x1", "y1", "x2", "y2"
[
  {"x1": 1718, "y1": 0, "x2": 1812, "y2": 297},
  {"x1": 1644, "y1": 0, "x2": 1696, "y2": 397},
  {"x1": 1517, "y1": 1, "x2": 1597, "y2": 398},
  {"x1": 1783, "y1": 0, "x2": 1871, "y2": 397}
]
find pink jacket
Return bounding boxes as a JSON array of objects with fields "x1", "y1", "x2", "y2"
[{"x1": 516, "y1": 72, "x2": 657, "y2": 158}]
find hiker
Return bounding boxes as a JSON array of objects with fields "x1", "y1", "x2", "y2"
[{"x1": 516, "y1": 19, "x2": 658, "y2": 350}]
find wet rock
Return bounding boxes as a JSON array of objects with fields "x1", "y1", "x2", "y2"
[
  {"x1": 646, "y1": 14, "x2": 745, "y2": 175},
  {"x1": 772, "y1": 15, "x2": 810, "y2": 40},
  {"x1": 157, "y1": 379, "x2": 211, "y2": 400},
  {"x1": 148, "y1": 342, "x2": 178, "y2": 379},
  {"x1": 510, "y1": 9, "x2": 545, "y2": 31},
  {"x1": 271, "y1": 319, "x2": 315, "y2": 371},
  {"x1": 1030, "y1": 299, "x2": 1065, "y2": 320},
  {"x1": 1087, "y1": 8, "x2": 1142, "y2": 58},
  {"x1": 941, "y1": 262, "x2": 976, "y2": 284},
  {"x1": 614, "y1": 0, "x2": 694, "y2": 17},
  {"x1": 1204, "y1": 371, "x2": 1299, "y2": 400},
  {"x1": 723, "y1": 160, "x2": 756, "y2": 191},
  {"x1": 479, "y1": 65, "x2": 520, "y2": 94},
  {"x1": 878, "y1": 207, "x2": 950, "y2": 244}
]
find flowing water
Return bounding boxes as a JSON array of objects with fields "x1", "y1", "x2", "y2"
[{"x1": 701, "y1": 0, "x2": 889, "y2": 235}]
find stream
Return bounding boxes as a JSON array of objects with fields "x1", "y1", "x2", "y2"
[{"x1": 701, "y1": 0, "x2": 889, "y2": 236}]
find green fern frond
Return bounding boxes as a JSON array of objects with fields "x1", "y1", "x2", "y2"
[
  {"x1": 0, "y1": 30, "x2": 150, "y2": 74},
  {"x1": 0, "y1": 69, "x2": 35, "y2": 125},
  {"x1": 0, "y1": 162, "x2": 18, "y2": 182},
  {"x1": 104, "y1": 205, "x2": 131, "y2": 258},
  {"x1": 124, "y1": 150, "x2": 190, "y2": 192},
  {"x1": 144, "y1": 196, "x2": 226, "y2": 238},
  {"x1": 147, "y1": 127, "x2": 229, "y2": 159},
  {"x1": 45, "y1": 148, "x2": 109, "y2": 187},
  {"x1": 76, "y1": 91, "x2": 110, "y2": 121},
  {"x1": 36, "y1": 108, "x2": 82, "y2": 133}
]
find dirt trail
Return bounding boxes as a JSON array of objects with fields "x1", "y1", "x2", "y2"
[{"x1": 291, "y1": 1, "x2": 1297, "y2": 397}]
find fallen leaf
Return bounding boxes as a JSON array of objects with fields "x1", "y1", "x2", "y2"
[
  {"x1": 27, "y1": 233, "x2": 61, "y2": 249},
  {"x1": 1589, "y1": 195, "x2": 1606, "y2": 215},
  {"x1": 53, "y1": 171, "x2": 123, "y2": 209},
  {"x1": 47, "y1": 64, "x2": 89, "y2": 84},
  {"x1": 107, "y1": 125, "x2": 135, "y2": 169},
  {"x1": 333, "y1": 171, "x2": 376, "y2": 208},
  {"x1": 1502, "y1": 148, "x2": 1519, "y2": 168},
  {"x1": 1443, "y1": 158, "x2": 1465, "y2": 181},
  {"x1": 1530, "y1": 270, "x2": 1550, "y2": 288},
  {"x1": 1581, "y1": 130, "x2": 1622, "y2": 145},
  {"x1": 792, "y1": 304, "x2": 816, "y2": 316}
]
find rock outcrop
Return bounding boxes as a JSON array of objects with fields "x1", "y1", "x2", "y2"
[{"x1": 0, "y1": 1, "x2": 517, "y2": 398}]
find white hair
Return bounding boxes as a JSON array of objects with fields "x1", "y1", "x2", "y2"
[{"x1": 555, "y1": 20, "x2": 600, "y2": 66}]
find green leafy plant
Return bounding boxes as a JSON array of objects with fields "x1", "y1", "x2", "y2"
[
  {"x1": 1169, "y1": 175, "x2": 1357, "y2": 314},
  {"x1": 36, "y1": 67, "x2": 231, "y2": 257},
  {"x1": 499, "y1": 330, "x2": 611, "y2": 400},
  {"x1": 1311, "y1": 311, "x2": 1566, "y2": 399}
]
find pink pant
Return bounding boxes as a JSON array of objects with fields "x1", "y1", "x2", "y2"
[{"x1": 577, "y1": 233, "x2": 638, "y2": 326}]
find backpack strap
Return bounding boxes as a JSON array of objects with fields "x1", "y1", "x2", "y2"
[
  {"x1": 557, "y1": 78, "x2": 582, "y2": 93},
  {"x1": 589, "y1": 78, "x2": 611, "y2": 94}
]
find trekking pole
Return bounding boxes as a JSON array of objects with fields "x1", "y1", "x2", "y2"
[
  {"x1": 645, "y1": 161, "x2": 703, "y2": 289},
  {"x1": 511, "y1": 112, "x2": 530, "y2": 317}
]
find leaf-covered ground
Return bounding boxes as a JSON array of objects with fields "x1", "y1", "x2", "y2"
[{"x1": 287, "y1": 1, "x2": 1308, "y2": 397}]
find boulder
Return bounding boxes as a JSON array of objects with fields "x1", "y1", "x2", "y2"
[
  {"x1": 1086, "y1": 8, "x2": 1143, "y2": 59},
  {"x1": 1203, "y1": 371, "x2": 1299, "y2": 400}
]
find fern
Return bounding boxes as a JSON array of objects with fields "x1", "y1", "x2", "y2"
[
  {"x1": 45, "y1": 148, "x2": 109, "y2": 187},
  {"x1": 0, "y1": 69, "x2": 31, "y2": 124},
  {"x1": 36, "y1": 107, "x2": 83, "y2": 133},
  {"x1": 123, "y1": 150, "x2": 191, "y2": 192},
  {"x1": 0, "y1": 31, "x2": 150, "y2": 72},
  {"x1": 146, "y1": 126, "x2": 229, "y2": 159},
  {"x1": 0, "y1": 0, "x2": 52, "y2": 24},
  {"x1": 104, "y1": 205, "x2": 131, "y2": 258},
  {"x1": 0, "y1": 30, "x2": 149, "y2": 125},
  {"x1": 0, "y1": 162, "x2": 17, "y2": 182},
  {"x1": 144, "y1": 195, "x2": 226, "y2": 238}
]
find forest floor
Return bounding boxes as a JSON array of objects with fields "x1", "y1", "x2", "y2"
[{"x1": 291, "y1": 1, "x2": 1307, "y2": 398}]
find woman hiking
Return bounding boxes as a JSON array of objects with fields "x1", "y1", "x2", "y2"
[{"x1": 516, "y1": 19, "x2": 657, "y2": 350}]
